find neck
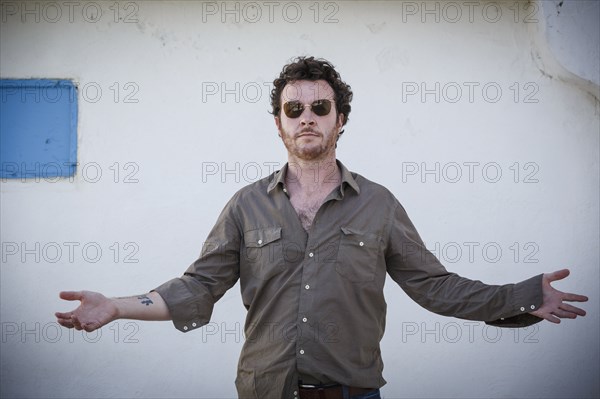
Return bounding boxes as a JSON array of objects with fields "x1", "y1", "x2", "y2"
[{"x1": 286, "y1": 154, "x2": 340, "y2": 193}]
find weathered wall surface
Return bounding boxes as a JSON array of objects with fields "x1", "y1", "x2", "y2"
[{"x1": 1, "y1": 1, "x2": 598, "y2": 398}]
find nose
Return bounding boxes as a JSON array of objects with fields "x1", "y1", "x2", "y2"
[{"x1": 299, "y1": 108, "x2": 316, "y2": 126}]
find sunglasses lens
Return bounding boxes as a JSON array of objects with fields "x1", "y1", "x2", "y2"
[
  {"x1": 283, "y1": 99, "x2": 332, "y2": 118},
  {"x1": 311, "y1": 100, "x2": 331, "y2": 116},
  {"x1": 283, "y1": 101, "x2": 303, "y2": 118}
]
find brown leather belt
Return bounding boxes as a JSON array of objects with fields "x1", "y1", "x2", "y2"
[{"x1": 298, "y1": 384, "x2": 375, "y2": 399}]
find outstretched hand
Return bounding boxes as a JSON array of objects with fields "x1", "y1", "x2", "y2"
[
  {"x1": 530, "y1": 269, "x2": 588, "y2": 324},
  {"x1": 55, "y1": 291, "x2": 119, "y2": 332}
]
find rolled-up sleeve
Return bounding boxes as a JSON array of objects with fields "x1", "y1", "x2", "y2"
[
  {"x1": 385, "y1": 201, "x2": 543, "y2": 328},
  {"x1": 153, "y1": 196, "x2": 242, "y2": 333}
]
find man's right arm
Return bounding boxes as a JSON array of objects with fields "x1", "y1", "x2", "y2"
[
  {"x1": 55, "y1": 290, "x2": 171, "y2": 332},
  {"x1": 57, "y1": 192, "x2": 245, "y2": 334}
]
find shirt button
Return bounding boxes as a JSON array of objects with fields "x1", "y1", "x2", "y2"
[
  {"x1": 520, "y1": 307, "x2": 525, "y2": 312},
  {"x1": 308, "y1": 252, "x2": 314, "y2": 258},
  {"x1": 258, "y1": 239, "x2": 263, "y2": 245},
  {"x1": 183, "y1": 326, "x2": 188, "y2": 331},
  {"x1": 192, "y1": 322, "x2": 197, "y2": 327},
  {"x1": 305, "y1": 284, "x2": 310, "y2": 290},
  {"x1": 302, "y1": 317, "x2": 308, "y2": 322},
  {"x1": 299, "y1": 349, "x2": 305, "y2": 355},
  {"x1": 283, "y1": 188, "x2": 287, "y2": 193},
  {"x1": 359, "y1": 241, "x2": 364, "y2": 246},
  {"x1": 530, "y1": 305, "x2": 536, "y2": 310},
  {"x1": 293, "y1": 391, "x2": 298, "y2": 396}
]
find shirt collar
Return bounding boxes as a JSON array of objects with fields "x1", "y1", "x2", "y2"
[{"x1": 267, "y1": 160, "x2": 360, "y2": 196}]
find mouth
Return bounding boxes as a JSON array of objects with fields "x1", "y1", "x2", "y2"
[{"x1": 297, "y1": 130, "x2": 320, "y2": 138}]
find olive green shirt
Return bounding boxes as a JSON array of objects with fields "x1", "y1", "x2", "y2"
[{"x1": 154, "y1": 160, "x2": 543, "y2": 399}]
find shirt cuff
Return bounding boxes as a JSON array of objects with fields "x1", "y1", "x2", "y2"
[
  {"x1": 486, "y1": 273, "x2": 544, "y2": 328},
  {"x1": 152, "y1": 277, "x2": 214, "y2": 333}
]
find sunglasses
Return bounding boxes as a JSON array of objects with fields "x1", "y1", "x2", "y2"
[{"x1": 283, "y1": 99, "x2": 333, "y2": 118}]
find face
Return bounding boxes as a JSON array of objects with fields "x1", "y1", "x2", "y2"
[{"x1": 275, "y1": 80, "x2": 344, "y2": 162}]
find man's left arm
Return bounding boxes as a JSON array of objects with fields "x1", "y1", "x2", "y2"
[{"x1": 385, "y1": 202, "x2": 588, "y2": 327}]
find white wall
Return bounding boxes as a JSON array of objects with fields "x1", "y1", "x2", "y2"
[{"x1": 1, "y1": 1, "x2": 598, "y2": 398}]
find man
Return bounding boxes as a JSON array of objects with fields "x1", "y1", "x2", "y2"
[{"x1": 56, "y1": 56, "x2": 588, "y2": 399}]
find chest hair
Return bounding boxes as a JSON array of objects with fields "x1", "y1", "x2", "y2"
[
  {"x1": 290, "y1": 194, "x2": 328, "y2": 232},
  {"x1": 294, "y1": 203, "x2": 321, "y2": 232}
]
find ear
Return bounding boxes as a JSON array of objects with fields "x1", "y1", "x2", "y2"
[
  {"x1": 337, "y1": 113, "x2": 345, "y2": 130},
  {"x1": 274, "y1": 116, "x2": 281, "y2": 130}
]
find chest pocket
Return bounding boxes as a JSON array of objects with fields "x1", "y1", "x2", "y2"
[
  {"x1": 336, "y1": 226, "x2": 381, "y2": 283},
  {"x1": 243, "y1": 227, "x2": 285, "y2": 280}
]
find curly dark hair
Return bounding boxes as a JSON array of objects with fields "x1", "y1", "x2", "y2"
[{"x1": 270, "y1": 56, "x2": 353, "y2": 135}]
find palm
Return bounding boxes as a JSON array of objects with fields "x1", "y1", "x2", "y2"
[
  {"x1": 55, "y1": 291, "x2": 118, "y2": 332},
  {"x1": 530, "y1": 269, "x2": 588, "y2": 323}
]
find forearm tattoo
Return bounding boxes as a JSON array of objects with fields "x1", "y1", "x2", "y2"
[{"x1": 137, "y1": 294, "x2": 154, "y2": 306}]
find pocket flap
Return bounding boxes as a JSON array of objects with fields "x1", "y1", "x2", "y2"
[
  {"x1": 341, "y1": 226, "x2": 365, "y2": 236},
  {"x1": 245, "y1": 227, "x2": 282, "y2": 248},
  {"x1": 340, "y1": 226, "x2": 380, "y2": 247}
]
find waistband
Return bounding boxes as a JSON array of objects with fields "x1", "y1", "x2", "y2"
[{"x1": 298, "y1": 383, "x2": 377, "y2": 399}]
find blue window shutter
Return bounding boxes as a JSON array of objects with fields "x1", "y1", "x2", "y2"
[{"x1": 0, "y1": 79, "x2": 78, "y2": 179}]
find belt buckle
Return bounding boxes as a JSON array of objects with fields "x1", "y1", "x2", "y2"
[
  {"x1": 299, "y1": 383, "x2": 318, "y2": 389},
  {"x1": 299, "y1": 382, "x2": 340, "y2": 389},
  {"x1": 298, "y1": 383, "x2": 342, "y2": 399}
]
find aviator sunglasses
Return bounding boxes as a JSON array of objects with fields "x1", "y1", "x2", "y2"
[{"x1": 283, "y1": 99, "x2": 333, "y2": 118}]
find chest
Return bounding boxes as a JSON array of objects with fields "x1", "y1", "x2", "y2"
[{"x1": 289, "y1": 192, "x2": 330, "y2": 232}]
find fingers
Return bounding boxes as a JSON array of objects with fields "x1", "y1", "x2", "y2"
[
  {"x1": 56, "y1": 293, "x2": 81, "y2": 328},
  {"x1": 56, "y1": 317, "x2": 75, "y2": 329},
  {"x1": 56, "y1": 313, "x2": 73, "y2": 328},
  {"x1": 546, "y1": 269, "x2": 570, "y2": 283},
  {"x1": 55, "y1": 311, "x2": 75, "y2": 327},
  {"x1": 71, "y1": 316, "x2": 83, "y2": 331},
  {"x1": 545, "y1": 270, "x2": 588, "y2": 302},
  {"x1": 54, "y1": 311, "x2": 72, "y2": 319},
  {"x1": 83, "y1": 322, "x2": 100, "y2": 332},
  {"x1": 55, "y1": 313, "x2": 81, "y2": 329},
  {"x1": 543, "y1": 313, "x2": 561, "y2": 324},
  {"x1": 56, "y1": 313, "x2": 100, "y2": 331},
  {"x1": 537, "y1": 301, "x2": 587, "y2": 324},
  {"x1": 562, "y1": 293, "x2": 588, "y2": 302},
  {"x1": 551, "y1": 308, "x2": 577, "y2": 319},
  {"x1": 559, "y1": 303, "x2": 587, "y2": 317},
  {"x1": 59, "y1": 291, "x2": 83, "y2": 301}
]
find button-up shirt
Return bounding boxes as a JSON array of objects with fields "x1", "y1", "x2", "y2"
[{"x1": 153, "y1": 160, "x2": 543, "y2": 398}]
